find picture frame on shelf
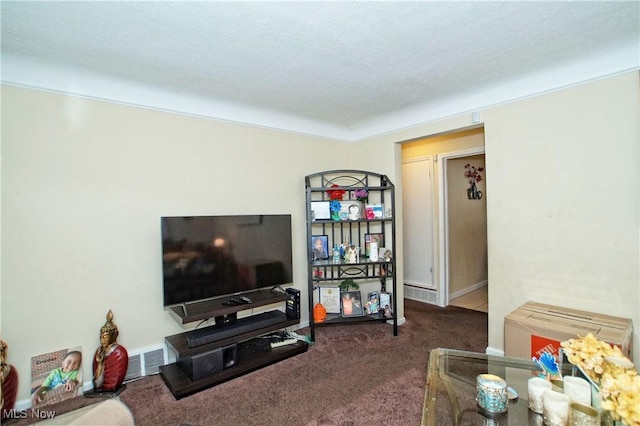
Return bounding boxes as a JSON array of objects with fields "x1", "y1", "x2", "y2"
[
  {"x1": 310, "y1": 201, "x2": 331, "y2": 220},
  {"x1": 379, "y1": 291, "x2": 392, "y2": 314},
  {"x1": 379, "y1": 247, "x2": 392, "y2": 261},
  {"x1": 338, "y1": 200, "x2": 361, "y2": 221},
  {"x1": 311, "y1": 235, "x2": 329, "y2": 260},
  {"x1": 340, "y1": 291, "x2": 364, "y2": 317},
  {"x1": 364, "y1": 203, "x2": 384, "y2": 219},
  {"x1": 365, "y1": 291, "x2": 380, "y2": 315},
  {"x1": 319, "y1": 286, "x2": 341, "y2": 313},
  {"x1": 364, "y1": 233, "x2": 384, "y2": 257}
]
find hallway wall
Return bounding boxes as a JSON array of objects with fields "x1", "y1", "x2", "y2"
[{"x1": 447, "y1": 154, "x2": 487, "y2": 296}]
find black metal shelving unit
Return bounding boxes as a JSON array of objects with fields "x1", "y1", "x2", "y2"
[{"x1": 305, "y1": 170, "x2": 397, "y2": 341}]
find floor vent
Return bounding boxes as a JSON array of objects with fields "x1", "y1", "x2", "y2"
[
  {"x1": 144, "y1": 348, "x2": 164, "y2": 375},
  {"x1": 404, "y1": 285, "x2": 438, "y2": 304},
  {"x1": 125, "y1": 354, "x2": 142, "y2": 381},
  {"x1": 124, "y1": 346, "x2": 165, "y2": 382}
]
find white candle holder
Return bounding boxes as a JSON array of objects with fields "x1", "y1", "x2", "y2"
[
  {"x1": 563, "y1": 376, "x2": 591, "y2": 406},
  {"x1": 569, "y1": 402, "x2": 600, "y2": 426},
  {"x1": 543, "y1": 390, "x2": 570, "y2": 426},
  {"x1": 528, "y1": 377, "x2": 552, "y2": 414}
]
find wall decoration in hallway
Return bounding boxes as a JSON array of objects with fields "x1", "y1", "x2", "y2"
[{"x1": 465, "y1": 163, "x2": 484, "y2": 200}]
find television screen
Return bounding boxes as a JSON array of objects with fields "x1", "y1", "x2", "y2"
[{"x1": 161, "y1": 215, "x2": 293, "y2": 307}]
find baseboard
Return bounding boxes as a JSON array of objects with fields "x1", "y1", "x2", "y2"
[
  {"x1": 449, "y1": 280, "x2": 488, "y2": 300},
  {"x1": 485, "y1": 346, "x2": 504, "y2": 356},
  {"x1": 389, "y1": 316, "x2": 406, "y2": 326}
]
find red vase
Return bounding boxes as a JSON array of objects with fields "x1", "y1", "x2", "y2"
[{"x1": 1, "y1": 365, "x2": 19, "y2": 420}]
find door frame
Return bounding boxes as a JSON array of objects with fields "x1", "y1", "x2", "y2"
[{"x1": 436, "y1": 147, "x2": 486, "y2": 307}]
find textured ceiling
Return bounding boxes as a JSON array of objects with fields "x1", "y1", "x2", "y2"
[{"x1": 2, "y1": 1, "x2": 639, "y2": 140}]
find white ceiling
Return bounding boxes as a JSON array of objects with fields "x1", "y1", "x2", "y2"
[{"x1": 2, "y1": 1, "x2": 639, "y2": 141}]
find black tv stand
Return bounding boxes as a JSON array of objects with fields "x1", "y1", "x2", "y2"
[
  {"x1": 183, "y1": 310, "x2": 288, "y2": 348},
  {"x1": 270, "y1": 285, "x2": 286, "y2": 293},
  {"x1": 215, "y1": 312, "x2": 237, "y2": 325},
  {"x1": 160, "y1": 289, "x2": 308, "y2": 399}
]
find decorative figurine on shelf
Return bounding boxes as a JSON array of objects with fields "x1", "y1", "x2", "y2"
[
  {"x1": 380, "y1": 264, "x2": 388, "y2": 288},
  {"x1": 91, "y1": 310, "x2": 128, "y2": 395},
  {"x1": 532, "y1": 351, "x2": 561, "y2": 381},
  {"x1": 383, "y1": 304, "x2": 393, "y2": 318},
  {"x1": 369, "y1": 241, "x2": 379, "y2": 262},
  {"x1": 313, "y1": 303, "x2": 327, "y2": 323},
  {"x1": 332, "y1": 246, "x2": 341, "y2": 263},
  {"x1": 383, "y1": 250, "x2": 392, "y2": 262},
  {"x1": 346, "y1": 245, "x2": 357, "y2": 263},
  {"x1": 1, "y1": 339, "x2": 18, "y2": 420},
  {"x1": 339, "y1": 239, "x2": 350, "y2": 260}
]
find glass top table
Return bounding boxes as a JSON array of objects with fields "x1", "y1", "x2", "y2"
[{"x1": 422, "y1": 348, "x2": 546, "y2": 425}]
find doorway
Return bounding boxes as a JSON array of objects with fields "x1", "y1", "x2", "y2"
[{"x1": 401, "y1": 128, "x2": 488, "y2": 313}]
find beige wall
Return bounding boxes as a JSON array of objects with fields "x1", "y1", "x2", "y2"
[
  {"x1": 2, "y1": 70, "x2": 639, "y2": 405},
  {"x1": 483, "y1": 71, "x2": 639, "y2": 358},
  {"x1": 447, "y1": 154, "x2": 487, "y2": 295},
  {"x1": 355, "y1": 71, "x2": 639, "y2": 361},
  {"x1": 1, "y1": 86, "x2": 350, "y2": 402},
  {"x1": 402, "y1": 128, "x2": 484, "y2": 158}
]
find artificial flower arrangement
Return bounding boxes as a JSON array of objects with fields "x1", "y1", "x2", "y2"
[
  {"x1": 326, "y1": 184, "x2": 346, "y2": 220},
  {"x1": 464, "y1": 163, "x2": 484, "y2": 185},
  {"x1": 561, "y1": 333, "x2": 639, "y2": 425},
  {"x1": 353, "y1": 189, "x2": 368, "y2": 202}
]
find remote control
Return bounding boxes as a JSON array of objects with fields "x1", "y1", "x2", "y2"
[{"x1": 239, "y1": 296, "x2": 252, "y2": 304}]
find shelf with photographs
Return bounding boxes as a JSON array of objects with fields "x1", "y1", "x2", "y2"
[{"x1": 305, "y1": 170, "x2": 397, "y2": 341}]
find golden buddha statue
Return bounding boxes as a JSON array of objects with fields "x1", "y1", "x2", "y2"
[
  {"x1": 1, "y1": 339, "x2": 19, "y2": 419},
  {"x1": 92, "y1": 310, "x2": 128, "y2": 392}
]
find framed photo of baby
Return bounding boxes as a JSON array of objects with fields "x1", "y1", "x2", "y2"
[{"x1": 30, "y1": 346, "x2": 83, "y2": 407}]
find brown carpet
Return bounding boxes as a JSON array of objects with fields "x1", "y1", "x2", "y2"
[{"x1": 8, "y1": 300, "x2": 488, "y2": 425}]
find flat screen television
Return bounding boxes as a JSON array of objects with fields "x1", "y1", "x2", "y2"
[{"x1": 161, "y1": 214, "x2": 293, "y2": 307}]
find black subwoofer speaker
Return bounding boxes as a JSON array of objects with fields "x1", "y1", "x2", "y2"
[{"x1": 178, "y1": 344, "x2": 238, "y2": 381}]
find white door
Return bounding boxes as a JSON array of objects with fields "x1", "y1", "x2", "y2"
[{"x1": 402, "y1": 157, "x2": 434, "y2": 288}]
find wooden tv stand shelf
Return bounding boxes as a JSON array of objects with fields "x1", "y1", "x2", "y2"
[{"x1": 160, "y1": 289, "x2": 308, "y2": 399}]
